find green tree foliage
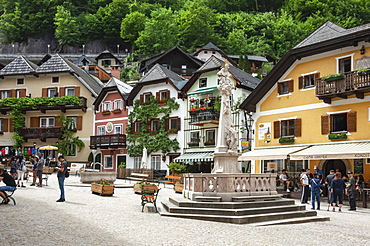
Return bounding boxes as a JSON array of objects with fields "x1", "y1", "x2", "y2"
[
  {"x1": 54, "y1": 6, "x2": 82, "y2": 46},
  {"x1": 120, "y1": 11, "x2": 147, "y2": 44}
]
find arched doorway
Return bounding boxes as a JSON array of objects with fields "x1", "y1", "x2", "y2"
[{"x1": 322, "y1": 159, "x2": 347, "y2": 177}]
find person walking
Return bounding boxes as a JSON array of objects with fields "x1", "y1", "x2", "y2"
[
  {"x1": 9, "y1": 157, "x2": 17, "y2": 178},
  {"x1": 36, "y1": 156, "x2": 44, "y2": 187},
  {"x1": 330, "y1": 172, "x2": 346, "y2": 212},
  {"x1": 16, "y1": 156, "x2": 26, "y2": 188},
  {"x1": 30, "y1": 156, "x2": 38, "y2": 186},
  {"x1": 325, "y1": 169, "x2": 335, "y2": 208},
  {"x1": 347, "y1": 171, "x2": 357, "y2": 211},
  {"x1": 300, "y1": 169, "x2": 311, "y2": 204},
  {"x1": 310, "y1": 173, "x2": 322, "y2": 210},
  {"x1": 55, "y1": 156, "x2": 67, "y2": 202}
]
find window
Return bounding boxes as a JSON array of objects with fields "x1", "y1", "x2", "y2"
[
  {"x1": 152, "y1": 120, "x2": 160, "y2": 132},
  {"x1": 1, "y1": 90, "x2": 10, "y2": 99},
  {"x1": 199, "y1": 78, "x2": 207, "y2": 88},
  {"x1": 299, "y1": 73, "x2": 320, "y2": 89},
  {"x1": 169, "y1": 118, "x2": 180, "y2": 131},
  {"x1": 66, "y1": 88, "x2": 75, "y2": 96},
  {"x1": 114, "y1": 125, "x2": 122, "y2": 134},
  {"x1": 48, "y1": 88, "x2": 57, "y2": 98},
  {"x1": 338, "y1": 57, "x2": 352, "y2": 73},
  {"x1": 135, "y1": 122, "x2": 142, "y2": 132},
  {"x1": 206, "y1": 129, "x2": 215, "y2": 142},
  {"x1": 332, "y1": 113, "x2": 347, "y2": 132},
  {"x1": 113, "y1": 100, "x2": 123, "y2": 110},
  {"x1": 190, "y1": 131, "x2": 200, "y2": 143},
  {"x1": 181, "y1": 65, "x2": 187, "y2": 75},
  {"x1": 52, "y1": 77, "x2": 59, "y2": 83},
  {"x1": 144, "y1": 93, "x2": 151, "y2": 102},
  {"x1": 97, "y1": 126, "x2": 105, "y2": 135},
  {"x1": 102, "y1": 101, "x2": 111, "y2": 111},
  {"x1": 104, "y1": 156, "x2": 113, "y2": 169},
  {"x1": 102, "y1": 60, "x2": 111, "y2": 67},
  {"x1": 66, "y1": 144, "x2": 76, "y2": 156},
  {"x1": 278, "y1": 80, "x2": 293, "y2": 95},
  {"x1": 0, "y1": 119, "x2": 3, "y2": 132},
  {"x1": 354, "y1": 159, "x2": 364, "y2": 174},
  {"x1": 17, "y1": 78, "x2": 24, "y2": 85},
  {"x1": 151, "y1": 156, "x2": 161, "y2": 170},
  {"x1": 134, "y1": 157, "x2": 141, "y2": 169},
  {"x1": 16, "y1": 90, "x2": 21, "y2": 98},
  {"x1": 281, "y1": 120, "x2": 295, "y2": 137},
  {"x1": 40, "y1": 117, "x2": 55, "y2": 127},
  {"x1": 67, "y1": 117, "x2": 77, "y2": 130},
  {"x1": 160, "y1": 91, "x2": 168, "y2": 101}
]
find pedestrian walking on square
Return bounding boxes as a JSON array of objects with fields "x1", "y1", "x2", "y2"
[
  {"x1": 36, "y1": 156, "x2": 44, "y2": 187},
  {"x1": 55, "y1": 156, "x2": 67, "y2": 202},
  {"x1": 347, "y1": 171, "x2": 356, "y2": 211},
  {"x1": 16, "y1": 156, "x2": 26, "y2": 188},
  {"x1": 300, "y1": 169, "x2": 311, "y2": 204},
  {"x1": 310, "y1": 173, "x2": 322, "y2": 210},
  {"x1": 30, "y1": 156, "x2": 38, "y2": 186},
  {"x1": 325, "y1": 169, "x2": 335, "y2": 209},
  {"x1": 9, "y1": 157, "x2": 17, "y2": 178},
  {"x1": 330, "y1": 172, "x2": 346, "y2": 212}
]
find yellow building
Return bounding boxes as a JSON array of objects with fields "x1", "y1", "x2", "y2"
[
  {"x1": 0, "y1": 55, "x2": 103, "y2": 163},
  {"x1": 240, "y1": 21, "x2": 370, "y2": 182}
]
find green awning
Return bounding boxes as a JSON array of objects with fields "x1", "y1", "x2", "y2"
[
  {"x1": 187, "y1": 87, "x2": 217, "y2": 96},
  {"x1": 174, "y1": 151, "x2": 214, "y2": 164}
]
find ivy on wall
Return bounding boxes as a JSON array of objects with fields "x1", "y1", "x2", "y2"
[
  {"x1": 56, "y1": 115, "x2": 85, "y2": 156},
  {"x1": 0, "y1": 96, "x2": 81, "y2": 149},
  {"x1": 127, "y1": 96, "x2": 180, "y2": 156}
]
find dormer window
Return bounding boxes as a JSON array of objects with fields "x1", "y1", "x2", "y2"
[
  {"x1": 113, "y1": 100, "x2": 123, "y2": 110},
  {"x1": 102, "y1": 101, "x2": 111, "y2": 111},
  {"x1": 52, "y1": 77, "x2": 59, "y2": 83},
  {"x1": 181, "y1": 65, "x2": 187, "y2": 75},
  {"x1": 199, "y1": 78, "x2": 207, "y2": 88},
  {"x1": 17, "y1": 78, "x2": 24, "y2": 85}
]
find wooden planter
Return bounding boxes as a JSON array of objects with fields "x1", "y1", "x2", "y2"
[
  {"x1": 112, "y1": 109, "x2": 122, "y2": 114},
  {"x1": 91, "y1": 183, "x2": 115, "y2": 196},
  {"x1": 117, "y1": 168, "x2": 130, "y2": 179},
  {"x1": 174, "y1": 183, "x2": 184, "y2": 193},
  {"x1": 133, "y1": 184, "x2": 157, "y2": 194},
  {"x1": 102, "y1": 111, "x2": 111, "y2": 115}
]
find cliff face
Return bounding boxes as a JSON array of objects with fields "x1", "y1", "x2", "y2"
[{"x1": 0, "y1": 33, "x2": 128, "y2": 55}]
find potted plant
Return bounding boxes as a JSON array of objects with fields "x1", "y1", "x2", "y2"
[
  {"x1": 357, "y1": 68, "x2": 370, "y2": 75},
  {"x1": 117, "y1": 162, "x2": 128, "y2": 179},
  {"x1": 328, "y1": 132, "x2": 347, "y2": 140},
  {"x1": 279, "y1": 137, "x2": 295, "y2": 144},
  {"x1": 133, "y1": 181, "x2": 158, "y2": 194},
  {"x1": 167, "y1": 162, "x2": 186, "y2": 193},
  {"x1": 322, "y1": 73, "x2": 344, "y2": 82},
  {"x1": 91, "y1": 179, "x2": 115, "y2": 196}
]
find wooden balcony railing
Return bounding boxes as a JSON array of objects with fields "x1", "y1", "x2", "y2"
[
  {"x1": 316, "y1": 70, "x2": 370, "y2": 103},
  {"x1": 19, "y1": 127, "x2": 63, "y2": 142},
  {"x1": 90, "y1": 134, "x2": 126, "y2": 149},
  {"x1": 189, "y1": 108, "x2": 220, "y2": 125}
]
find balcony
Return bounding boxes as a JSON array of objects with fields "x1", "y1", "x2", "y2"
[
  {"x1": 316, "y1": 70, "x2": 370, "y2": 103},
  {"x1": 19, "y1": 127, "x2": 63, "y2": 142},
  {"x1": 189, "y1": 108, "x2": 220, "y2": 126},
  {"x1": 90, "y1": 134, "x2": 126, "y2": 149}
]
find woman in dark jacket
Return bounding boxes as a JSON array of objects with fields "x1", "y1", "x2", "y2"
[{"x1": 330, "y1": 172, "x2": 346, "y2": 212}]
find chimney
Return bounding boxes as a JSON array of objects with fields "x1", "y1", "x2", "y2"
[{"x1": 111, "y1": 66, "x2": 121, "y2": 80}]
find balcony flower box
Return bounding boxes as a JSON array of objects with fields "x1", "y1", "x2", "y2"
[
  {"x1": 168, "y1": 128, "x2": 178, "y2": 134},
  {"x1": 328, "y1": 132, "x2": 347, "y2": 140},
  {"x1": 102, "y1": 110, "x2": 111, "y2": 115},
  {"x1": 187, "y1": 142, "x2": 199, "y2": 147},
  {"x1": 279, "y1": 137, "x2": 295, "y2": 144},
  {"x1": 357, "y1": 68, "x2": 370, "y2": 75},
  {"x1": 322, "y1": 74, "x2": 344, "y2": 82},
  {"x1": 112, "y1": 109, "x2": 122, "y2": 114},
  {"x1": 204, "y1": 141, "x2": 215, "y2": 146}
]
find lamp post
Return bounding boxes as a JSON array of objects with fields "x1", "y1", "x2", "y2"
[
  {"x1": 247, "y1": 113, "x2": 255, "y2": 141},
  {"x1": 47, "y1": 44, "x2": 50, "y2": 54},
  {"x1": 117, "y1": 44, "x2": 120, "y2": 55},
  {"x1": 82, "y1": 44, "x2": 85, "y2": 55}
]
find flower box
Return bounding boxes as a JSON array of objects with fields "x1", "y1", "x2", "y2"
[
  {"x1": 91, "y1": 183, "x2": 115, "y2": 196},
  {"x1": 322, "y1": 74, "x2": 344, "y2": 82},
  {"x1": 112, "y1": 109, "x2": 122, "y2": 114},
  {"x1": 204, "y1": 141, "x2": 215, "y2": 146},
  {"x1": 102, "y1": 111, "x2": 111, "y2": 115},
  {"x1": 133, "y1": 183, "x2": 158, "y2": 194},
  {"x1": 328, "y1": 133, "x2": 347, "y2": 140},
  {"x1": 279, "y1": 137, "x2": 295, "y2": 144},
  {"x1": 187, "y1": 142, "x2": 199, "y2": 147}
]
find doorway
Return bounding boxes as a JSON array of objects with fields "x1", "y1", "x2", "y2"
[
  {"x1": 323, "y1": 159, "x2": 346, "y2": 177},
  {"x1": 117, "y1": 155, "x2": 126, "y2": 169}
]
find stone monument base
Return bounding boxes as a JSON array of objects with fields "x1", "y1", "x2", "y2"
[{"x1": 211, "y1": 151, "x2": 242, "y2": 173}]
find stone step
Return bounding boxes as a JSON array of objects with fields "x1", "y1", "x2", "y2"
[
  {"x1": 194, "y1": 196, "x2": 222, "y2": 202},
  {"x1": 232, "y1": 194, "x2": 283, "y2": 202},
  {"x1": 162, "y1": 201, "x2": 305, "y2": 216},
  {"x1": 169, "y1": 197, "x2": 295, "y2": 209},
  {"x1": 249, "y1": 216, "x2": 330, "y2": 227},
  {"x1": 159, "y1": 209, "x2": 318, "y2": 224}
]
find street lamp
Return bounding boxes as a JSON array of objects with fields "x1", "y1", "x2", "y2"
[
  {"x1": 82, "y1": 45, "x2": 85, "y2": 55},
  {"x1": 247, "y1": 114, "x2": 255, "y2": 135},
  {"x1": 47, "y1": 44, "x2": 50, "y2": 54},
  {"x1": 117, "y1": 44, "x2": 120, "y2": 55}
]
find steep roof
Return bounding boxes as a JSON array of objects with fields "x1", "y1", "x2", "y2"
[
  {"x1": 73, "y1": 55, "x2": 96, "y2": 66},
  {"x1": 95, "y1": 50, "x2": 121, "y2": 64},
  {"x1": 0, "y1": 56, "x2": 38, "y2": 76},
  {"x1": 195, "y1": 55, "x2": 224, "y2": 73},
  {"x1": 229, "y1": 66, "x2": 261, "y2": 90},
  {"x1": 36, "y1": 54, "x2": 73, "y2": 73},
  {"x1": 140, "y1": 63, "x2": 184, "y2": 84},
  {"x1": 240, "y1": 21, "x2": 370, "y2": 112},
  {"x1": 201, "y1": 42, "x2": 221, "y2": 50}
]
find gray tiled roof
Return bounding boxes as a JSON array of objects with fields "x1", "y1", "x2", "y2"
[
  {"x1": 229, "y1": 66, "x2": 261, "y2": 90},
  {"x1": 140, "y1": 63, "x2": 184, "y2": 84},
  {"x1": 73, "y1": 55, "x2": 96, "y2": 66},
  {"x1": 202, "y1": 42, "x2": 221, "y2": 50},
  {"x1": 36, "y1": 54, "x2": 73, "y2": 73},
  {"x1": 105, "y1": 77, "x2": 133, "y2": 99},
  {"x1": 295, "y1": 21, "x2": 370, "y2": 49},
  {"x1": 0, "y1": 56, "x2": 38, "y2": 76},
  {"x1": 195, "y1": 55, "x2": 225, "y2": 72}
]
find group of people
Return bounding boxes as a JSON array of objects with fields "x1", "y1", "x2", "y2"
[{"x1": 0, "y1": 155, "x2": 68, "y2": 204}]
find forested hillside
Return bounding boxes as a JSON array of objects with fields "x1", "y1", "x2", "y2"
[{"x1": 1, "y1": 0, "x2": 370, "y2": 58}]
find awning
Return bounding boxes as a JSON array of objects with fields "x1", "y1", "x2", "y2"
[
  {"x1": 290, "y1": 141, "x2": 370, "y2": 160},
  {"x1": 174, "y1": 151, "x2": 214, "y2": 164},
  {"x1": 187, "y1": 87, "x2": 217, "y2": 96},
  {"x1": 238, "y1": 146, "x2": 308, "y2": 161}
]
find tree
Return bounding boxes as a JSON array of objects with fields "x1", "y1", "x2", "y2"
[
  {"x1": 120, "y1": 11, "x2": 147, "y2": 44},
  {"x1": 225, "y1": 29, "x2": 248, "y2": 55},
  {"x1": 54, "y1": 5, "x2": 82, "y2": 46},
  {"x1": 135, "y1": 8, "x2": 179, "y2": 56}
]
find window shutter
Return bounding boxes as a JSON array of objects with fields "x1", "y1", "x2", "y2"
[
  {"x1": 9, "y1": 119, "x2": 14, "y2": 132},
  {"x1": 177, "y1": 117, "x2": 181, "y2": 130},
  {"x1": 298, "y1": 77, "x2": 303, "y2": 89},
  {"x1": 314, "y1": 72, "x2": 320, "y2": 86},
  {"x1": 321, "y1": 115, "x2": 330, "y2": 135},
  {"x1": 55, "y1": 117, "x2": 63, "y2": 127},
  {"x1": 165, "y1": 119, "x2": 169, "y2": 130},
  {"x1": 76, "y1": 116, "x2": 83, "y2": 130},
  {"x1": 20, "y1": 89, "x2": 26, "y2": 98},
  {"x1": 75, "y1": 87, "x2": 80, "y2": 97},
  {"x1": 55, "y1": 87, "x2": 59, "y2": 96},
  {"x1": 156, "y1": 92, "x2": 160, "y2": 100},
  {"x1": 10, "y1": 89, "x2": 16, "y2": 98},
  {"x1": 273, "y1": 121, "x2": 280, "y2": 139},
  {"x1": 294, "y1": 118, "x2": 302, "y2": 137},
  {"x1": 347, "y1": 111, "x2": 356, "y2": 132},
  {"x1": 166, "y1": 90, "x2": 170, "y2": 100},
  {"x1": 146, "y1": 120, "x2": 151, "y2": 131},
  {"x1": 288, "y1": 80, "x2": 294, "y2": 92},
  {"x1": 42, "y1": 88, "x2": 47, "y2": 97},
  {"x1": 59, "y1": 87, "x2": 65, "y2": 97},
  {"x1": 3, "y1": 119, "x2": 9, "y2": 132},
  {"x1": 30, "y1": 117, "x2": 39, "y2": 127},
  {"x1": 277, "y1": 83, "x2": 282, "y2": 94},
  {"x1": 140, "y1": 94, "x2": 144, "y2": 104}
]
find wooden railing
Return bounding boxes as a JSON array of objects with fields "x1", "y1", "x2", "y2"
[
  {"x1": 19, "y1": 127, "x2": 63, "y2": 141},
  {"x1": 90, "y1": 134, "x2": 126, "y2": 149}
]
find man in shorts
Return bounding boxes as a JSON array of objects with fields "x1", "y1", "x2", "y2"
[{"x1": 0, "y1": 165, "x2": 17, "y2": 204}]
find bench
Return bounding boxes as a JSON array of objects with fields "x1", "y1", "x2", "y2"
[
  {"x1": 127, "y1": 173, "x2": 149, "y2": 183},
  {"x1": 0, "y1": 190, "x2": 16, "y2": 205},
  {"x1": 141, "y1": 185, "x2": 160, "y2": 212},
  {"x1": 158, "y1": 175, "x2": 182, "y2": 187}
]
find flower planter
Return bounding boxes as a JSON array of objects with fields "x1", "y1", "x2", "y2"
[
  {"x1": 204, "y1": 142, "x2": 215, "y2": 146},
  {"x1": 102, "y1": 111, "x2": 111, "y2": 115},
  {"x1": 328, "y1": 133, "x2": 347, "y2": 140},
  {"x1": 112, "y1": 109, "x2": 122, "y2": 114},
  {"x1": 117, "y1": 168, "x2": 130, "y2": 179},
  {"x1": 187, "y1": 143, "x2": 199, "y2": 147},
  {"x1": 133, "y1": 184, "x2": 158, "y2": 194},
  {"x1": 174, "y1": 183, "x2": 184, "y2": 193},
  {"x1": 323, "y1": 75, "x2": 344, "y2": 82},
  {"x1": 91, "y1": 183, "x2": 115, "y2": 196},
  {"x1": 279, "y1": 138, "x2": 295, "y2": 144}
]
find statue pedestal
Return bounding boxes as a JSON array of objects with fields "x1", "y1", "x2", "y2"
[{"x1": 211, "y1": 151, "x2": 242, "y2": 174}]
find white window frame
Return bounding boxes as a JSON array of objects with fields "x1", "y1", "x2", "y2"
[
  {"x1": 97, "y1": 126, "x2": 105, "y2": 135},
  {"x1": 134, "y1": 157, "x2": 141, "y2": 169},
  {"x1": 135, "y1": 122, "x2": 142, "y2": 132},
  {"x1": 336, "y1": 53, "x2": 354, "y2": 74},
  {"x1": 1, "y1": 90, "x2": 10, "y2": 99},
  {"x1": 40, "y1": 117, "x2": 55, "y2": 127},
  {"x1": 104, "y1": 155, "x2": 113, "y2": 169},
  {"x1": 205, "y1": 129, "x2": 215, "y2": 142},
  {"x1": 169, "y1": 118, "x2": 179, "y2": 131},
  {"x1": 66, "y1": 144, "x2": 76, "y2": 156},
  {"x1": 151, "y1": 155, "x2": 161, "y2": 170},
  {"x1": 17, "y1": 78, "x2": 24, "y2": 85},
  {"x1": 51, "y1": 77, "x2": 60, "y2": 84},
  {"x1": 16, "y1": 90, "x2": 21, "y2": 98},
  {"x1": 67, "y1": 116, "x2": 77, "y2": 130},
  {"x1": 190, "y1": 130, "x2": 200, "y2": 143},
  {"x1": 113, "y1": 99, "x2": 123, "y2": 110},
  {"x1": 152, "y1": 120, "x2": 160, "y2": 132},
  {"x1": 48, "y1": 88, "x2": 57, "y2": 98},
  {"x1": 66, "y1": 87, "x2": 75, "y2": 96},
  {"x1": 102, "y1": 101, "x2": 111, "y2": 111},
  {"x1": 114, "y1": 124, "x2": 122, "y2": 134}
]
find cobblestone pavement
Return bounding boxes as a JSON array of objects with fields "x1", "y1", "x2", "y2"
[{"x1": 1, "y1": 174, "x2": 370, "y2": 246}]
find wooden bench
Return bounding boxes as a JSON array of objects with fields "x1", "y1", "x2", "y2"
[
  {"x1": 141, "y1": 185, "x2": 160, "y2": 212},
  {"x1": 127, "y1": 173, "x2": 149, "y2": 183},
  {"x1": 158, "y1": 175, "x2": 182, "y2": 187}
]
